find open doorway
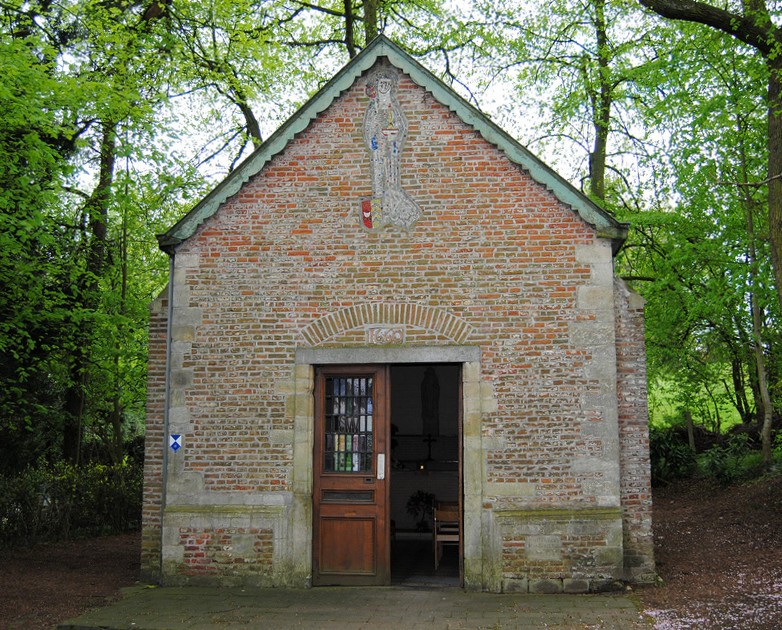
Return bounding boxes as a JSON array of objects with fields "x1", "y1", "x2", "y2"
[{"x1": 389, "y1": 364, "x2": 461, "y2": 586}]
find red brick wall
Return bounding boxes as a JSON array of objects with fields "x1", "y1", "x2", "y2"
[
  {"x1": 146, "y1": 60, "x2": 653, "y2": 587},
  {"x1": 175, "y1": 68, "x2": 597, "y2": 498},
  {"x1": 615, "y1": 279, "x2": 655, "y2": 581},
  {"x1": 141, "y1": 290, "x2": 167, "y2": 580},
  {"x1": 177, "y1": 527, "x2": 274, "y2": 579}
]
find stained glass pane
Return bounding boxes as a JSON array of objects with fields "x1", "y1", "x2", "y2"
[{"x1": 324, "y1": 376, "x2": 374, "y2": 473}]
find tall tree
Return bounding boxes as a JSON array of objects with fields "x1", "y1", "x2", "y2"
[
  {"x1": 621, "y1": 26, "x2": 779, "y2": 459},
  {"x1": 0, "y1": 34, "x2": 79, "y2": 471},
  {"x1": 484, "y1": 0, "x2": 672, "y2": 210},
  {"x1": 638, "y1": 0, "x2": 782, "y2": 316},
  {"x1": 0, "y1": 0, "x2": 182, "y2": 467}
]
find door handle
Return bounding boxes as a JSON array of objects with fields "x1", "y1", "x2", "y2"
[{"x1": 377, "y1": 454, "x2": 385, "y2": 480}]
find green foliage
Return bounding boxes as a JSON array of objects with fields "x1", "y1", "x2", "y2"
[
  {"x1": 648, "y1": 426, "x2": 696, "y2": 486},
  {"x1": 0, "y1": 0, "x2": 493, "y2": 474},
  {"x1": 695, "y1": 430, "x2": 782, "y2": 486},
  {"x1": 698, "y1": 433, "x2": 756, "y2": 486},
  {"x1": 0, "y1": 0, "x2": 779, "y2": 495},
  {"x1": 618, "y1": 28, "x2": 779, "y2": 440},
  {"x1": 0, "y1": 0, "x2": 200, "y2": 470},
  {"x1": 0, "y1": 458, "x2": 143, "y2": 546}
]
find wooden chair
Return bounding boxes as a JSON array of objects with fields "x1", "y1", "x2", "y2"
[{"x1": 433, "y1": 501, "x2": 460, "y2": 570}]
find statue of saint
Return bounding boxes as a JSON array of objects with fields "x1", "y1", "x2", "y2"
[
  {"x1": 361, "y1": 67, "x2": 422, "y2": 230},
  {"x1": 421, "y1": 367, "x2": 440, "y2": 436}
]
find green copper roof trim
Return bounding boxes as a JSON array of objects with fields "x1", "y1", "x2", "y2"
[{"x1": 157, "y1": 35, "x2": 628, "y2": 253}]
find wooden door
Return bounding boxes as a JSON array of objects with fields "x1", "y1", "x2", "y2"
[{"x1": 313, "y1": 366, "x2": 390, "y2": 585}]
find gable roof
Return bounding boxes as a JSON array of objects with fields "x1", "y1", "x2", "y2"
[{"x1": 157, "y1": 35, "x2": 628, "y2": 254}]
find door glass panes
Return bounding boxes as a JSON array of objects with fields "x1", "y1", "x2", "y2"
[{"x1": 324, "y1": 376, "x2": 373, "y2": 473}]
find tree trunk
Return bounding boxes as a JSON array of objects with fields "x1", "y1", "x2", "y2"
[
  {"x1": 344, "y1": 0, "x2": 357, "y2": 58},
  {"x1": 767, "y1": 56, "x2": 782, "y2": 316},
  {"x1": 108, "y1": 197, "x2": 131, "y2": 464},
  {"x1": 729, "y1": 358, "x2": 752, "y2": 424},
  {"x1": 62, "y1": 121, "x2": 117, "y2": 465},
  {"x1": 238, "y1": 100, "x2": 263, "y2": 148},
  {"x1": 588, "y1": 0, "x2": 611, "y2": 202},
  {"x1": 684, "y1": 410, "x2": 696, "y2": 452},
  {"x1": 752, "y1": 285, "x2": 774, "y2": 466},
  {"x1": 745, "y1": 136, "x2": 775, "y2": 467},
  {"x1": 364, "y1": 0, "x2": 378, "y2": 44}
]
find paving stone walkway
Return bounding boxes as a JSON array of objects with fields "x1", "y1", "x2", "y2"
[{"x1": 59, "y1": 585, "x2": 653, "y2": 629}]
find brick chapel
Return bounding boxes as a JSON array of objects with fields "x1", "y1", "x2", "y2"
[{"x1": 141, "y1": 36, "x2": 655, "y2": 592}]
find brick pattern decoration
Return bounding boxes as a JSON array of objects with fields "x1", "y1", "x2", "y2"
[
  {"x1": 143, "y1": 59, "x2": 654, "y2": 589},
  {"x1": 300, "y1": 302, "x2": 473, "y2": 345}
]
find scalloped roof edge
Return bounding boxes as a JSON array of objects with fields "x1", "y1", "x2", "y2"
[{"x1": 157, "y1": 35, "x2": 628, "y2": 254}]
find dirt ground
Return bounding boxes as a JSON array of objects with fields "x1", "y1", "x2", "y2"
[
  {"x1": 636, "y1": 474, "x2": 782, "y2": 628},
  {"x1": 1, "y1": 476, "x2": 781, "y2": 629},
  {"x1": 0, "y1": 531, "x2": 140, "y2": 629}
]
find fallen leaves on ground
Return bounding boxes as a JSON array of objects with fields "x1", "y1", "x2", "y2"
[{"x1": 637, "y1": 475, "x2": 782, "y2": 629}]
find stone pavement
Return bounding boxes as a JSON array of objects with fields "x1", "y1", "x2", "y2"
[{"x1": 59, "y1": 585, "x2": 653, "y2": 629}]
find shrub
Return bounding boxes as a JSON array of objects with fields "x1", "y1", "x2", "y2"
[
  {"x1": 0, "y1": 458, "x2": 142, "y2": 547},
  {"x1": 699, "y1": 433, "x2": 763, "y2": 485},
  {"x1": 649, "y1": 426, "x2": 696, "y2": 486}
]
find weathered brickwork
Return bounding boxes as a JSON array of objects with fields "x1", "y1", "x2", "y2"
[
  {"x1": 498, "y1": 508, "x2": 624, "y2": 593},
  {"x1": 141, "y1": 291, "x2": 167, "y2": 581},
  {"x1": 614, "y1": 279, "x2": 656, "y2": 582},
  {"x1": 177, "y1": 527, "x2": 274, "y2": 578},
  {"x1": 143, "y1": 49, "x2": 654, "y2": 591}
]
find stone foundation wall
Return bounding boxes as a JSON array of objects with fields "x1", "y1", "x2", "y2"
[{"x1": 498, "y1": 508, "x2": 625, "y2": 593}]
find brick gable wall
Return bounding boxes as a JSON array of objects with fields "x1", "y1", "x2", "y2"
[{"x1": 142, "y1": 60, "x2": 654, "y2": 590}]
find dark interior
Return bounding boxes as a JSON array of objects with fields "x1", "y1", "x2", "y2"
[{"x1": 389, "y1": 364, "x2": 460, "y2": 586}]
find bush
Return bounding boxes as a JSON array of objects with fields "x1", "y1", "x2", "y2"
[
  {"x1": 699, "y1": 433, "x2": 764, "y2": 485},
  {"x1": 649, "y1": 426, "x2": 696, "y2": 486},
  {"x1": 0, "y1": 458, "x2": 142, "y2": 547}
]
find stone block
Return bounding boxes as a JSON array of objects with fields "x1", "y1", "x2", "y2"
[
  {"x1": 569, "y1": 321, "x2": 615, "y2": 348},
  {"x1": 167, "y1": 406, "x2": 192, "y2": 429},
  {"x1": 176, "y1": 253, "x2": 200, "y2": 269},
  {"x1": 171, "y1": 324, "x2": 195, "y2": 342},
  {"x1": 564, "y1": 578, "x2": 590, "y2": 593},
  {"x1": 502, "y1": 577, "x2": 528, "y2": 593},
  {"x1": 526, "y1": 534, "x2": 562, "y2": 561},
  {"x1": 577, "y1": 286, "x2": 614, "y2": 311},
  {"x1": 171, "y1": 368, "x2": 193, "y2": 388},
  {"x1": 270, "y1": 428, "x2": 294, "y2": 445},
  {"x1": 529, "y1": 578, "x2": 563, "y2": 594},
  {"x1": 575, "y1": 242, "x2": 612, "y2": 265},
  {"x1": 596, "y1": 546, "x2": 624, "y2": 568},
  {"x1": 480, "y1": 381, "x2": 498, "y2": 414}
]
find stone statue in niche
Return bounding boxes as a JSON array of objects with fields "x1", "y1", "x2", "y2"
[
  {"x1": 421, "y1": 366, "x2": 440, "y2": 436},
  {"x1": 360, "y1": 66, "x2": 422, "y2": 231}
]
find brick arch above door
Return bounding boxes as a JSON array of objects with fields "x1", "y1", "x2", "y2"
[{"x1": 299, "y1": 302, "x2": 474, "y2": 346}]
